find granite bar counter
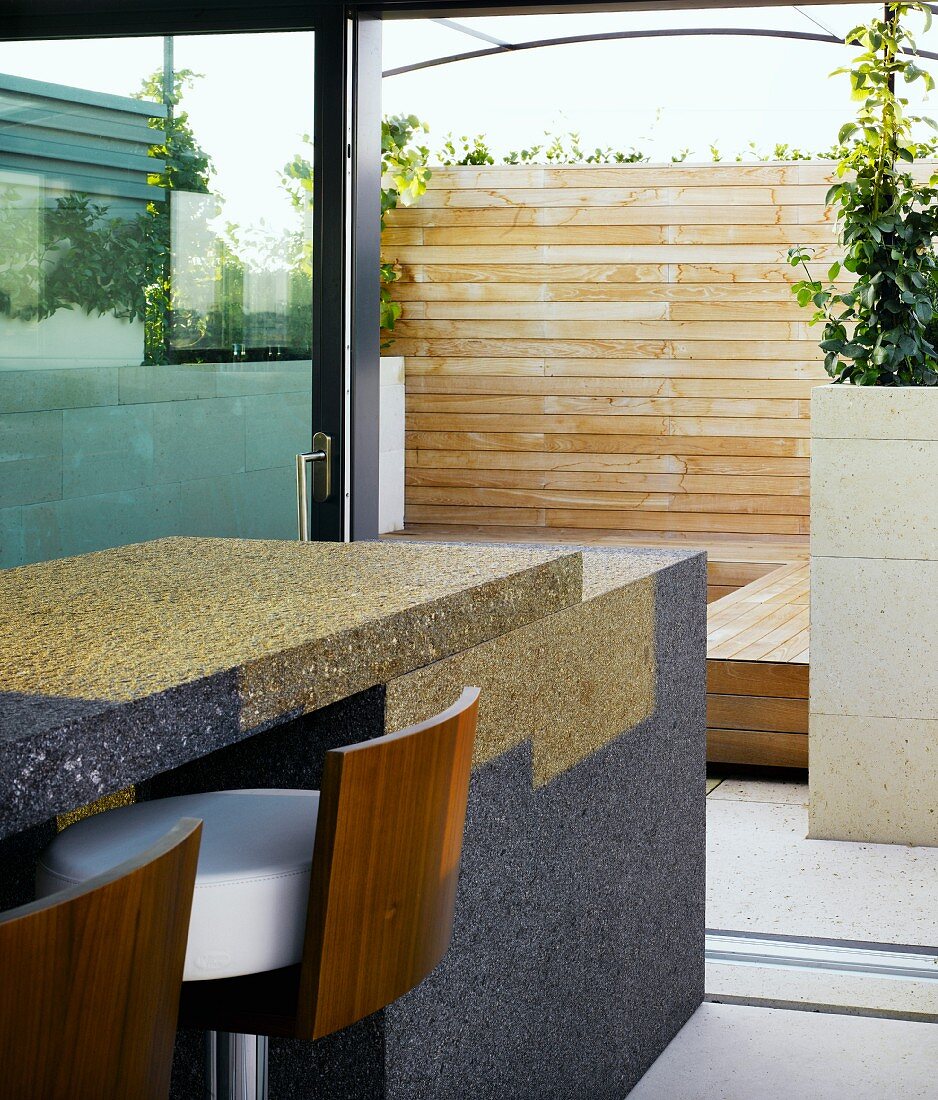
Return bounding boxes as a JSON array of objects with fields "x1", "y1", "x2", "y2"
[{"x1": 0, "y1": 536, "x2": 706, "y2": 1098}]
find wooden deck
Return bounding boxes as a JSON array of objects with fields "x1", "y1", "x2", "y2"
[
  {"x1": 706, "y1": 562, "x2": 809, "y2": 769},
  {"x1": 387, "y1": 525, "x2": 810, "y2": 768}
]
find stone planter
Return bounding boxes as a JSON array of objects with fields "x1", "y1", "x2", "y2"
[{"x1": 809, "y1": 384, "x2": 938, "y2": 845}]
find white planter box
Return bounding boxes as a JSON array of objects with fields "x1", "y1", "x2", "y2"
[
  {"x1": 809, "y1": 384, "x2": 938, "y2": 845},
  {"x1": 379, "y1": 356, "x2": 405, "y2": 535},
  {"x1": 0, "y1": 310, "x2": 144, "y2": 368}
]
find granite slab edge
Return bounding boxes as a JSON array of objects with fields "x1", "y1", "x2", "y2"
[{"x1": 0, "y1": 549, "x2": 584, "y2": 838}]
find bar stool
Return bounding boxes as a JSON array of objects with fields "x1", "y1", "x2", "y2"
[
  {"x1": 37, "y1": 688, "x2": 480, "y2": 1100},
  {"x1": 1, "y1": 818, "x2": 202, "y2": 1100}
]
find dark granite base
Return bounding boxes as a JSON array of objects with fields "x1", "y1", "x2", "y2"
[
  {"x1": 382, "y1": 556, "x2": 707, "y2": 1099},
  {"x1": 164, "y1": 554, "x2": 706, "y2": 1099},
  {"x1": 0, "y1": 816, "x2": 55, "y2": 911},
  {"x1": 140, "y1": 686, "x2": 386, "y2": 802},
  {"x1": 170, "y1": 1017, "x2": 386, "y2": 1100}
]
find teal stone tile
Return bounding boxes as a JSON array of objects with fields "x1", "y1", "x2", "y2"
[
  {"x1": 20, "y1": 484, "x2": 181, "y2": 563},
  {"x1": 0, "y1": 410, "x2": 62, "y2": 508},
  {"x1": 0, "y1": 366, "x2": 119, "y2": 414},
  {"x1": 214, "y1": 361, "x2": 312, "y2": 397},
  {"x1": 152, "y1": 396, "x2": 245, "y2": 484},
  {"x1": 0, "y1": 506, "x2": 25, "y2": 569},
  {"x1": 119, "y1": 364, "x2": 218, "y2": 404},
  {"x1": 62, "y1": 404, "x2": 155, "y2": 498},
  {"x1": 244, "y1": 391, "x2": 311, "y2": 471},
  {"x1": 178, "y1": 467, "x2": 296, "y2": 540}
]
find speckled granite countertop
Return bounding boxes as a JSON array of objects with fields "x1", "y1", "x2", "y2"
[{"x1": 0, "y1": 537, "x2": 698, "y2": 838}]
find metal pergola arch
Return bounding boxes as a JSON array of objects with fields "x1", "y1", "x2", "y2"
[{"x1": 383, "y1": 18, "x2": 938, "y2": 76}]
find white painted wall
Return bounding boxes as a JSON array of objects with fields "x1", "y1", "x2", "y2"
[
  {"x1": 379, "y1": 356, "x2": 405, "y2": 535},
  {"x1": 809, "y1": 385, "x2": 938, "y2": 846}
]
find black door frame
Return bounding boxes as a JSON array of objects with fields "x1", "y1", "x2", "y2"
[{"x1": 0, "y1": 3, "x2": 379, "y2": 543}]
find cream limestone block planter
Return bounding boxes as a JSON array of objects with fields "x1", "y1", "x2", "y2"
[{"x1": 809, "y1": 384, "x2": 938, "y2": 845}]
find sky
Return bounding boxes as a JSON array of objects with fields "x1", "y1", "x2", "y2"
[
  {"x1": 0, "y1": 32, "x2": 315, "y2": 235},
  {"x1": 2, "y1": 6, "x2": 938, "y2": 236},
  {"x1": 382, "y1": 5, "x2": 938, "y2": 162}
]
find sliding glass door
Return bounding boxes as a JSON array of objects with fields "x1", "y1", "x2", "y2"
[{"x1": 0, "y1": 27, "x2": 345, "y2": 567}]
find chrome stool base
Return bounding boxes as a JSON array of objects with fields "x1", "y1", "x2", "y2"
[{"x1": 205, "y1": 1031, "x2": 268, "y2": 1100}]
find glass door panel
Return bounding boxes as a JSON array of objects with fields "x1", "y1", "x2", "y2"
[{"x1": 0, "y1": 31, "x2": 321, "y2": 568}]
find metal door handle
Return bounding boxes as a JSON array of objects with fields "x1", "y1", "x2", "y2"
[{"x1": 296, "y1": 432, "x2": 333, "y2": 541}]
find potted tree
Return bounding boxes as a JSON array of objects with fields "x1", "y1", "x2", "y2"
[{"x1": 791, "y1": 2, "x2": 938, "y2": 845}]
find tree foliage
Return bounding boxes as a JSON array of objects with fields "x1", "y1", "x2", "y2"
[
  {"x1": 0, "y1": 69, "x2": 214, "y2": 363},
  {"x1": 789, "y1": 2, "x2": 938, "y2": 385},
  {"x1": 134, "y1": 68, "x2": 215, "y2": 363},
  {"x1": 281, "y1": 113, "x2": 432, "y2": 334},
  {"x1": 0, "y1": 189, "x2": 159, "y2": 324}
]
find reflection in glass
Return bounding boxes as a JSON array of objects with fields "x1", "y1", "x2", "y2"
[{"x1": 0, "y1": 35, "x2": 315, "y2": 568}]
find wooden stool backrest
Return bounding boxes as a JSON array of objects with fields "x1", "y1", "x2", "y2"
[
  {"x1": 298, "y1": 687, "x2": 480, "y2": 1039},
  {"x1": 0, "y1": 818, "x2": 202, "y2": 1100}
]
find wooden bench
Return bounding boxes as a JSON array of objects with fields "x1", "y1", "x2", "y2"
[{"x1": 706, "y1": 562, "x2": 809, "y2": 769}]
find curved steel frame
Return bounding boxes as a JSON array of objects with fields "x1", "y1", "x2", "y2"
[{"x1": 383, "y1": 25, "x2": 938, "y2": 77}]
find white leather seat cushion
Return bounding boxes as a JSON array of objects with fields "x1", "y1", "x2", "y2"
[{"x1": 36, "y1": 789, "x2": 319, "y2": 982}]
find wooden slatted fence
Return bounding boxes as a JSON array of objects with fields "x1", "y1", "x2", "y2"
[{"x1": 383, "y1": 163, "x2": 850, "y2": 544}]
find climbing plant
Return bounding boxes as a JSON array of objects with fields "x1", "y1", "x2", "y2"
[
  {"x1": 281, "y1": 112, "x2": 432, "y2": 333},
  {"x1": 380, "y1": 114, "x2": 432, "y2": 332},
  {"x1": 437, "y1": 129, "x2": 646, "y2": 166},
  {"x1": 789, "y1": 2, "x2": 938, "y2": 385}
]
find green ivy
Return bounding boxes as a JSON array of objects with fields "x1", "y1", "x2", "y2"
[
  {"x1": 437, "y1": 134, "x2": 495, "y2": 166},
  {"x1": 379, "y1": 114, "x2": 432, "y2": 336},
  {"x1": 438, "y1": 129, "x2": 646, "y2": 166},
  {"x1": 789, "y1": 2, "x2": 938, "y2": 386},
  {"x1": 281, "y1": 113, "x2": 432, "y2": 337}
]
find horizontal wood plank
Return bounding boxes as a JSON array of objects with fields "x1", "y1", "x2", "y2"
[
  {"x1": 707, "y1": 729, "x2": 808, "y2": 768},
  {"x1": 385, "y1": 162, "x2": 849, "y2": 551},
  {"x1": 707, "y1": 659, "x2": 809, "y2": 699},
  {"x1": 707, "y1": 694, "x2": 808, "y2": 734}
]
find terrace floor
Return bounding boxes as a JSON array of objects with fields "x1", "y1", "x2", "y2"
[
  {"x1": 659, "y1": 770, "x2": 938, "y2": 1098},
  {"x1": 706, "y1": 773, "x2": 938, "y2": 948},
  {"x1": 629, "y1": 1001, "x2": 938, "y2": 1099}
]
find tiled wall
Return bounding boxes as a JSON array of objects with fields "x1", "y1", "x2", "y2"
[{"x1": 0, "y1": 361, "x2": 311, "y2": 569}]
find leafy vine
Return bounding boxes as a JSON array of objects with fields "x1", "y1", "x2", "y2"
[{"x1": 789, "y1": 2, "x2": 938, "y2": 385}]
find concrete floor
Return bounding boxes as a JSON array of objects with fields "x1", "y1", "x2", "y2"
[
  {"x1": 635, "y1": 773, "x2": 938, "y2": 1098},
  {"x1": 630, "y1": 1003, "x2": 938, "y2": 1099},
  {"x1": 706, "y1": 775, "x2": 938, "y2": 945}
]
